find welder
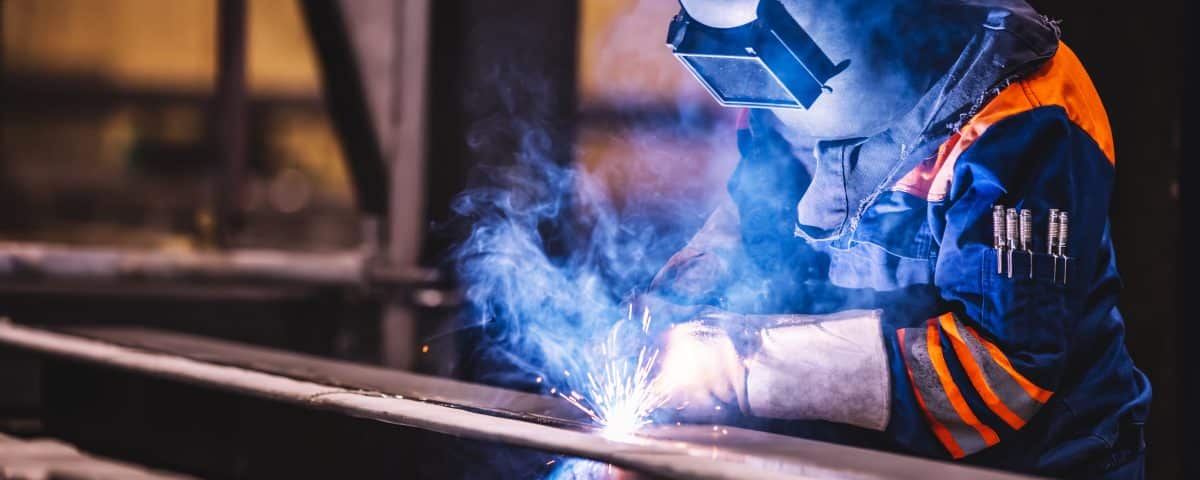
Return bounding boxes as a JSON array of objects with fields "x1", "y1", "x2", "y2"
[{"x1": 643, "y1": 0, "x2": 1151, "y2": 477}]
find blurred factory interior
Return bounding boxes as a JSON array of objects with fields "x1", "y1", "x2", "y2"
[{"x1": 0, "y1": 0, "x2": 1191, "y2": 478}]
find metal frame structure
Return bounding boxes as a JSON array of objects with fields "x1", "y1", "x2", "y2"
[{"x1": 0, "y1": 0, "x2": 446, "y2": 368}]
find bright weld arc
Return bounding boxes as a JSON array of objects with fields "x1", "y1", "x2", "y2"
[{"x1": 558, "y1": 305, "x2": 669, "y2": 437}]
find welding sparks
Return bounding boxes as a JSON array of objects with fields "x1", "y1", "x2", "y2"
[{"x1": 558, "y1": 305, "x2": 668, "y2": 437}]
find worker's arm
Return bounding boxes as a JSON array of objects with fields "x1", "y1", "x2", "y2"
[
  {"x1": 645, "y1": 118, "x2": 819, "y2": 314},
  {"x1": 644, "y1": 191, "x2": 745, "y2": 307},
  {"x1": 657, "y1": 308, "x2": 892, "y2": 430},
  {"x1": 657, "y1": 107, "x2": 1116, "y2": 457},
  {"x1": 885, "y1": 105, "x2": 1116, "y2": 459}
]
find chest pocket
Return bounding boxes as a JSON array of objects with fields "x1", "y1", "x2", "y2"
[
  {"x1": 815, "y1": 190, "x2": 936, "y2": 292},
  {"x1": 849, "y1": 190, "x2": 934, "y2": 260}
]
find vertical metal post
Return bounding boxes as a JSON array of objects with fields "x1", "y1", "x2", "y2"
[
  {"x1": 299, "y1": 0, "x2": 407, "y2": 366},
  {"x1": 214, "y1": 0, "x2": 248, "y2": 246},
  {"x1": 1, "y1": 0, "x2": 7, "y2": 176},
  {"x1": 381, "y1": 0, "x2": 431, "y2": 370}
]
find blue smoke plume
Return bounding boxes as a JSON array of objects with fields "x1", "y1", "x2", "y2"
[
  {"x1": 442, "y1": 0, "x2": 746, "y2": 400},
  {"x1": 450, "y1": 133, "x2": 628, "y2": 389},
  {"x1": 449, "y1": 110, "x2": 715, "y2": 395},
  {"x1": 446, "y1": 0, "x2": 968, "y2": 406},
  {"x1": 447, "y1": 31, "x2": 735, "y2": 401}
]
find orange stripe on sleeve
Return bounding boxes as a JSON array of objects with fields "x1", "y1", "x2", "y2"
[
  {"x1": 898, "y1": 328, "x2": 966, "y2": 459},
  {"x1": 938, "y1": 314, "x2": 1028, "y2": 430},
  {"x1": 926, "y1": 321, "x2": 1001, "y2": 446},
  {"x1": 963, "y1": 325, "x2": 1054, "y2": 403}
]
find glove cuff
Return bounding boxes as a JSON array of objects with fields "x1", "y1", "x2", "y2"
[{"x1": 745, "y1": 309, "x2": 890, "y2": 430}]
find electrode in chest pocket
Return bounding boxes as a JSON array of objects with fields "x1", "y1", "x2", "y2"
[{"x1": 991, "y1": 205, "x2": 1070, "y2": 284}]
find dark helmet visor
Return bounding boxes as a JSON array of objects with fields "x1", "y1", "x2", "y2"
[{"x1": 667, "y1": 0, "x2": 849, "y2": 109}]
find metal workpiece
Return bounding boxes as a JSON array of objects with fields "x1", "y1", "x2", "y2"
[
  {"x1": 0, "y1": 322, "x2": 1038, "y2": 480},
  {"x1": 993, "y1": 205, "x2": 1008, "y2": 275}
]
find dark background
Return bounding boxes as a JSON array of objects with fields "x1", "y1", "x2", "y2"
[{"x1": 1030, "y1": 1, "x2": 1185, "y2": 477}]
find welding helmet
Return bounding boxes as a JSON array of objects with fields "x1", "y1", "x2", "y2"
[
  {"x1": 666, "y1": 0, "x2": 850, "y2": 109},
  {"x1": 668, "y1": 0, "x2": 963, "y2": 140}
]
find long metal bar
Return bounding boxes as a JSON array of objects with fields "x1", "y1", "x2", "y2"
[
  {"x1": 0, "y1": 242, "x2": 437, "y2": 286},
  {"x1": 379, "y1": 0, "x2": 433, "y2": 369},
  {"x1": 0, "y1": 242, "x2": 452, "y2": 306},
  {"x1": 0, "y1": 242, "x2": 359, "y2": 285},
  {"x1": 0, "y1": 432, "x2": 195, "y2": 480},
  {"x1": 0, "y1": 322, "x2": 1036, "y2": 480},
  {"x1": 0, "y1": 75, "x2": 323, "y2": 112}
]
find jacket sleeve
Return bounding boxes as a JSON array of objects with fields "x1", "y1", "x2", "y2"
[
  {"x1": 886, "y1": 106, "x2": 1116, "y2": 458},
  {"x1": 648, "y1": 192, "x2": 746, "y2": 305}
]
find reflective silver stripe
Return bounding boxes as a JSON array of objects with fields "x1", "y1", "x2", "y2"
[
  {"x1": 900, "y1": 325, "x2": 989, "y2": 456},
  {"x1": 944, "y1": 316, "x2": 1043, "y2": 427}
]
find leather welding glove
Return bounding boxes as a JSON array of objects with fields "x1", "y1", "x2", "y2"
[
  {"x1": 655, "y1": 309, "x2": 890, "y2": 431},
  {"x1": 655, "y1": 319, "x2": 750, "y2": 423}
]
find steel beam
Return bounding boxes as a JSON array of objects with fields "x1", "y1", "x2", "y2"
[{"x1": 0, "y1": 321, "x2": 1037, "y2": 480}]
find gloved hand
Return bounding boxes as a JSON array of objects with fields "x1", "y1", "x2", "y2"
[
  {"x1": 652, "y1": 308, "x2": 891, "y2": 431},
  {"x1": 653, "y1": 312, "x2": 753, "y2": 423}
]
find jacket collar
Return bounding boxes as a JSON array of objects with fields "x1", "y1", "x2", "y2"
[{"x1": 760, "y1": 0, "x2": 1060, "y2": 242}]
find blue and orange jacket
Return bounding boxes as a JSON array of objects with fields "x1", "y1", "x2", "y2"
[{"x1": 657, "y1": 2, "x2": 1150, "y2": 476}]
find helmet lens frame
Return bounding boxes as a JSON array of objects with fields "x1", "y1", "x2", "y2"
[{"x1": 667, "y1": 0, "x2": 848, "y2": 109}]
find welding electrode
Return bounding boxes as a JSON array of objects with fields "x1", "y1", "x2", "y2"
[
  {"x1": 1006, "y1": 208, "x2": 1018, "y2": 278},
  {"x1": 993, "y1": 205, "x2": 1007, "y2": 275},
  {"x1": 1020, "y1": 209, "x2": 1033, "y2": 278},
  {"x1": 1047, "y1": 209, "x2": 1060, "y2": 280},
  {"x1": 1056, "y1": 211, "x2": 1070, "y2": 284}
]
